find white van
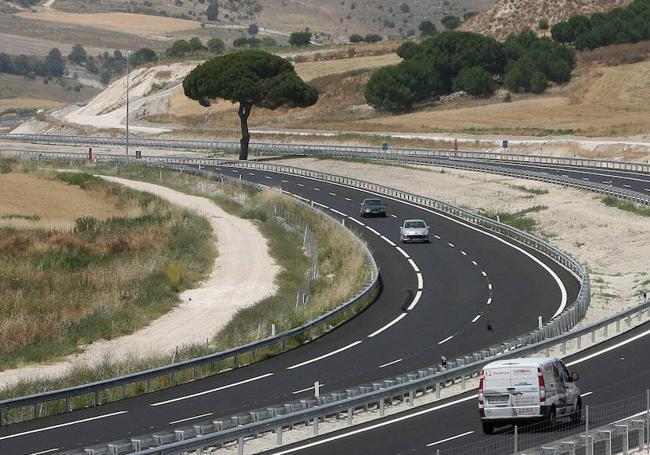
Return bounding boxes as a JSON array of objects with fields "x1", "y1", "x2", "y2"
[{"x1": 478, "y1": 357, "x2": 581, "y2": 434}]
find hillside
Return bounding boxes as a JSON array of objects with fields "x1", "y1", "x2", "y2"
[{"x1": 460, "y1": 0, "x2": 632, "y2": 39}]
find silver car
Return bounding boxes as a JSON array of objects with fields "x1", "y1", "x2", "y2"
[{"x1": 400, "y1": 219, "x2": 430, "y2": 243}]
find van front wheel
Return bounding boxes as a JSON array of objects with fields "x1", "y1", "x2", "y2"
[{"x1": 482, "y1": 421, "x2": 495, "y2": 435}]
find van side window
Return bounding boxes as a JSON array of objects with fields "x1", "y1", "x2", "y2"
[
  {"x1": 557, "y1": 362, "x2": 572, "y2": 382},
  {"x1": 552, "y1": 364, "x2": 561, "y2": 383}
]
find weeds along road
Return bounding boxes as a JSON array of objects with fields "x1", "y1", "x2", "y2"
[
  {"x1": 0, "y1": 166, "x2": 579, "y2": 455},
  {"x1": 264, "y1": 321, "x2": 650, "y2": 455}
]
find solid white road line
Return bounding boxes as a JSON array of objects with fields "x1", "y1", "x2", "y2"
[
  {"x1": 366, "y1": 226, "x2": 381, "y2": 236},
  {"x1": 396, "y1": 247, "x2": 409, "y2": 258},
  {"x1": 269, "y1": 395, "x2": 478, "y2": 454},
  {"x1": 27, "y1": 449, "x2": 59, "y2": 455},
  {"x1": 151, "y1": 373, "x2": 274, "y2": 406},
  {"x1": 368, "y1": 313, "x2": 407, "y2": 338},
  {"x1": 0, "y1": 411, "x2": 128, "y2": 441},
  {"x1": 408, "y1": 258, "x2": 420, "y2": 272},
  {"x1": 292, "y1": 384, "x2": 325, "y2": 394},
  {"x1": 287, "y1": 341, "x2": 362, "y2": 369},
  {"x1": 438, "y1": 335, "x2": 454, "y2": 345},
  {"x1": 330, "y1": 208, "x2": 346, "y2": 216},
  {"x1": 379, "y1": 358, "x2": 403, "y2": 369},
  {"x1": 348, "y1": 216, "x2": 365, "y2": 226},
  {"x1": 580, "y1": 391, "x2": 593, "y2": 398},
  {"x1": 471, "y1": 315, "x2": 481, "y2": 323},
  {"x1": 567, "y1": 328, "x2": 650, "y2": 366},
  {"x1": 380, "y1": 235, "x2": 396, "y2": 247},
  {"x1": 417, "y1": 272, "x2": 423, "y2": 289},
  {"x1": 426, "y1": 430, "x2": 475, "y2": 447},
  {"x1": 169, "y1": 413, "x2": 213, "y2": 425},
  {"x1": 407, "y1": 290, "x2": 422, "y2": 311}
]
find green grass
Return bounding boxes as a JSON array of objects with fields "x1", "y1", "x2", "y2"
[
  {"x1": 601, "y1": 196, "x2": 650, "y2": 217},
  {"x1": 482, "y1": 205, "x2": 548, "y2": 233},
  {"x1": 510, "y1": 185, "x2": 549, "y2": 196}
]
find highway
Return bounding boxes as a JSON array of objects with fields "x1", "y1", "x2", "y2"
[
  {"x1": 0, "y1": 163, "x2": 578, "y2": 455},
  {"x1": 264, "y1": 320, "x2": 650, "y2": 455}
]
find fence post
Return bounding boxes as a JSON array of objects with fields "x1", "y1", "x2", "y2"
[
  {"x1": 646, "y1": 389, "x2": 649, "y2": 452},
  {"x1": 586, "y1": 405, "x2": 591, "y2": 455},
  {"x1": 238, "y1": 436, "x2": 244, "y2": 455},
  {"x1": 514, "y1": 425, "x2": 518, "y2": 455}
]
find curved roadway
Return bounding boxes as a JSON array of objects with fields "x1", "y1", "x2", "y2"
[{"x1": 0, "y1": 164, "x2": 578, "y2": 455}]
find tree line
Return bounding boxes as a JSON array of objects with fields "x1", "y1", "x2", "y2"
[
  {"x1": 551, "y1": 0, "x2": 650, "y2": 50},
  {"x1": 365, "y1": 30, "x2": 576, "y2": 111}
]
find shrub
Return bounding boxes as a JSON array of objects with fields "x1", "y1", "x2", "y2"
[
  {"x1": 162, "y1": 262, "x2": 186, "y2": 291},
  {"x1": 364, "y1": 34, "x2": 383, "y2": 43},
  {"x1": 453, "y1": 66, "x2": 496, "y2": 97},
  {"x1": 538, "y1": 19, "x2": 549, "y2": 30},
  {"x1": 289, "y1": 31, "x2": 312, "y2": 46},
  {"x1": 207, "y1": 37, "x2": 225, "y2": 53},
  {"x1": 349, "y1": 33, "x2": 364, "y2": 43}
]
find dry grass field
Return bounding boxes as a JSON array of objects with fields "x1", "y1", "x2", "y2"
[
  {"x1": 16, "y1": 11, "x2": 201, "y2": 36},
  {"x1": 0, "y1": 98, "x2": 63, "y2": 111},
  {"x1": 0, "y1": 74, "x2": 99, "y2": 107}
]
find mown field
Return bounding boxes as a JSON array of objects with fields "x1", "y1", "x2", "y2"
[{"x1": 0, "y1": 163, "x2": 215, "y2": 369}]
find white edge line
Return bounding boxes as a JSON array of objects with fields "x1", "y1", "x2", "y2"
[
  {"x1": 471, "y1": 315, "x2": 481, "y2": 323},
  {"x1": 270, "y1": 395, "x2": 478, "y2": 455},
  {"x1": 348, "y1": 216, "x2": 365, "y2": 226},
  {"x1": 407, "y1": 290, "x2": 423, "y2": 311},
  {"x1": 580, "y1": 391, "x2": 593, "y2": 398},
  {"x1": 169, "y1": 412, "x2": 213, "y2": 425},
  {"x1": 368, "y1": 313, "x2": 407, "y2": 338},
  {"x1": 0, "y1": 411, "x2": 128, "y2": 441},
  {"x1": 438, "y1": 335, "x2": 454, "y2": 345},
  {"x1": 292, "y1": 384, "x2": 325, "y2": 395},
  {"x1": 27, "y1": 450, "x2": 60, "y2": 455},
  {"x1": 379, "y1": 358, "x2": 403, "y2": 369},
  {"x1": 426, "y1": 430, "x2": 475, "y2": 447},
  {"x1": 381, "y1": 235, "x2": 396, "y2": 247},
  {"x1": 396, "y1": 246, "x2": 410, "y2": 258},
  {"x1": 330, "y1": 208, "x2": 346, "y2": 216},
  {"x1": 151, "y1": 373, "x2": 274, "y2": 406},
  {"x1": 417, "y1": 272, "x2": 423, "y2": 289},
  {"x1": 366, "y1": 226, "x2": 381, "y2": 236},
  {"x1": 408, "y1": 258, "x2": 420, "y2": 272},
  {"x1": 567, "y1": 328, "x2": 650, "y2": 366},
  {"x1": 314, "y1": 202, "x2": 329, "y2": 209},
  {"x1": 287, "y1": 341, "x2": 362, "y2": 369}
]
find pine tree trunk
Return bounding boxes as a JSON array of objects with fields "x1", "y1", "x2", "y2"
[{"x1": 238, "y1": 102, "x2": 252, "y2": 161}]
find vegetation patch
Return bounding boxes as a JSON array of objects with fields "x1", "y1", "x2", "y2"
[
  {"x1": 482, "y1": 205, "x2": 547, "y2": 233},
  {"x1": 0, "y1": 166, "x2": 215, "y2": 369},
  {"x1": 509, "y1": 185, "x2": 550, "y2": 195},
  {"x1": 601, "y1": 196, "x2": 650, "y2": 217}
]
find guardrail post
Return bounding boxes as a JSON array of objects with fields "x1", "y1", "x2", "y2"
[
  {"x1": 646, "y1": 389, "x2": 650, "y2": 452},
  {"x1": 347, "y1": 408, "x2": 353, "y2": 425},
  {"x1": 380, "y1": 399, "x2": 385, "y2": 416},
  {"x1": 313, "y1": 417, "x2": 319, "y2": 436},
  {"x1": 94, "y1": 390, "x2": 100, "y2": 406},
  {"x1": 409, "y1": 390, "x2": 415, "y2": 407},
  {"x1": 238, "y1": 436, "x2": 245, "y2": 455},
  {"x1": 276, "y1": 426, "x2": 282, "y2": 445},
  {"x1": 514, "y1": 425, "x2": 518, "y2": 455},
  {"x1": 577, "y1": 335, "x2": 582, "y2": 349}
]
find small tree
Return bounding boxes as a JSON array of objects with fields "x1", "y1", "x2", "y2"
[
  {"x1": 248, "y1": 23, "x2": 259, "y2": 37},
  {"x1": 233, "y1": 37, "x2": 250, "y2": 48},
  {"x1": 131, "y1": 47, "x2": 157, "y2": 66},
  {"x1": 396, "y1": 40, "x2": 419, "y2": 59},
  {"x1": 166, "y1": 40, "x2": 192, "y2": 57},
  {"x1": 207, "y1": 37, "x2": 225, "y2": 53},
  {"x1": 538, "y1": 19, "x2": 549, "y2": 30},
  {"x1": 261, "y1": 37, "x2": 277, "y2": 47},
  {"x1": 68, "y1": 44, "x2": 87, "y2": 65},
  {"x1": 452, "y1": 66, "x2": 495, "y2": 97},
  {"x1": 289, "y1": 31, "x2": 312, "y2": 46},
  {"x1": 206, "y1": 1, "x2": 219, "y2": 21},
  {"x1": 530, "y1": 71, "x2": 548, "y2": 93},
  {"x1": 419, "y1": 20, "x2": 437, "y2": 37},
  {"x1": 441, "y1": 15, "x2": 461, "y2": 30},
  {"x1": 189, "y1": 37, "x2": 206, "y2": 52},
  {"x1": 349, "y1": 33, "x2": 364, "y2": 43},
  {"x1": 44, "y1": 48, "x2": 65, "y2": 78},
  {"x1": 364, "y1": 34, "x2": 383, "y2": 43},
  {"x1": 183, "y1": 50, "x2": 319, "y2": 160}
]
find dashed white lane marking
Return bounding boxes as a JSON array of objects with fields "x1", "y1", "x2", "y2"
[
  {"x1": 488, "y1": 283, "x2": 493, "y2": 290},
  {"x1": 379, "y1": 358, "x2": 403, "y2": 369},
  {"x1": 487, "y1": 297, "x2": 492, "y2": 305},
  {"x1": 297, "y1": 183, "x2": 304, "y2": 187},
  {"x1": 330, "y1": 208, "x2": 346, "y2": 216},
  {"x1": 406, "y1": 290, "x2": 422, "y2": 311},
  {"x1": 461, "y1": 250, "x2": 467, "y2": 256},
  {"x1": 472, "y1": 260, "x2": 478, "y2": 266},
  {"x1": 368, "y1": 314, "x2": 407, "y2": 338},
  {"x1": 169, "y1": 413, "x2": 213, "y2": 425},
  {"x1": 265, "y1": 176, "x2": 272, "y2": 179},
  {"x1": 417, "y1": 273, "x2": 423, "y2": 289},
  {"x1": 248, "y1": 172, "x2": 255, "y2": 175},
  {"x1": 623, "y1": 184, "x2": 631, "y2": 188},
  {"x1": 481, "y1": 271, "x2": 487, "y2": 277},
  {"x1": 269, "y1": 395, "x2": 477, "y2": 454},
  {"x1": 426, "y1": 431, "x2": 475, "y2": 447},
  {"x1": 581, "y1": 391, "x2": 593, "y2": 398},
  {"x1": 561, "y1": 174, "x2": 569, "y2": 177},
  {"x1": 348, "y1": 216, "x2": 365, "y2": 226},
  {"x1": 281, "y1": 179, "x2": 288, "y2": 183},
  {"x1": 151, "y1": 374, "x2": 274, "y2": 406},
  {"x1": 645, "y1": 188, "x2": 650, "y2": 192},
  {"x1": 329, "y1": 192, "x2": 336, "y2": 196},
  {"x1": 345, "y1": 197, "x2": 352, "y2": 201},
  {"x1": 434, "y1": 235, "x2": 441, "y2": 239},
  {"x1": 582, "y1": 177, "x2": 589, "y2": 181},
  {"x1": 314, "y1": 187, "x2": 321, "y2": 191},
  {"x1": 438, "y1": 335, "x2": 454, "y2": 345},
  {"x1": 0, "y1": 411, "x2": 128, "y2": 441},
  {"x1": 381, "y1": 235, "x2": 396, "y2": 247},
  {"x1": 471, "y1": 315, "x2": 481, "y2": 323},
  {"x1": 396, "y1": 247, "x2": 409, "y2": 258},
  {"x1": 27, "y1": 449, "x2": 59, "y2": 455},
  {"x1": 448, "y1": 242, "x2": 455, "y2": 248},
  {"x1": 390, "y1": 214, "x2": 398, "y2": 218},
  {"x1": 292, "y1": 384, "x2": 325, "y2": 395},
  {"x1": 408, "y1": 258, "x2": 420, "y2": 272},
  {"x1": 366, "y1": 226, "x2": 381, "y2": 236},
  {"x1": 602, "y1": 180, "x2": 610, "y2": 184},
  {"x1": 287, "y1": 341, "x2": 362, "y2": 369}
]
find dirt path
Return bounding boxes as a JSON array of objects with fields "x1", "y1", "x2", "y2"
[
  {"x1": 0, "y1": 177, "x2": 280, "y2": 387},
  {"x1": 274, "y1": 158, "x2": 649, "y2": 327}
]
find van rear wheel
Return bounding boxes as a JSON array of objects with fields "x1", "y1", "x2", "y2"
[{"x1": 482, "y1": 421, "x2": 495, "y2": 434}]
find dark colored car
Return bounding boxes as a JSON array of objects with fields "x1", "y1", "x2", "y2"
[{"x1": 360, "y1": 198, "x2": 387, "y2": 217}]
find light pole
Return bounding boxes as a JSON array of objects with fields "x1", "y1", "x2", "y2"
[{"x1": 125, "y1": 50, "x2": 131, "y2": 156}]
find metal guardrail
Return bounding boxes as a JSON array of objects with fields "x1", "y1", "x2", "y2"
[
  {"x1": 2, "y1": 132, "x2": 650, "y2": 173},
  {"x1": 0, "y1": 158, "x2": 380, "y2": 426}
]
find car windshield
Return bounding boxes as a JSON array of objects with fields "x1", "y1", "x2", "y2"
[
  {"x1": 364, "y1": 199, "x2": 383, "y2": 206},
  {"x1": 405, "y1": 221, "x2": 426, "y2": 229}
]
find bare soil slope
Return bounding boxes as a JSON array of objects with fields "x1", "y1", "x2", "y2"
[{"x1": 461, "y1": 0, "x2": 632, "y2": 39}]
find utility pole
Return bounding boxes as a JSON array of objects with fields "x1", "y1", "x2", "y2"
[{"x1": 126, "y1": 50, "x2": 131, "y2": 156}]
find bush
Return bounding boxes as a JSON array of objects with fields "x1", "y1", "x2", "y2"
[
  {"x1": 349, "y1": 33, "x2": 364, "y2": 43},
  {"x1": 189, "y1": 37, "x2": 206, "y2": 51},
  {"x1": 261, "y1": 37, "x2": 277, "y2": 47},
  {"x1": 419, "y1": 20, "x2": 437, "y2": 37},
  {"x1": 207, "y1": 37, "x2": 225, "y2": 53},
  {"x1": 530, "y1": 71, "x2": 548, "y2": 93},
  {"x1": 441, "y1": 15, "x2": 461, "y2": 30},
  {"x1": 131, "y1": 48, "x2": 157, "y2": 66},
  {"x1": 165, "y1": 40, "x2": 192, "y2": 57},
  {"x1": 365, "y1": 34, "x2": 383, "y2": 43},
  {"x1": 453, "y1": 66, "x2": 495, "y2": 97},
  {"x1": 289, "y1": 31, "x2": 312, "y2": 46},
  {"x1": 397, "y1": 40, "x2": 419, "y2": 59},
  {"x1": 538, "y1": 19, "x2": 549, "y2": 30}
]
